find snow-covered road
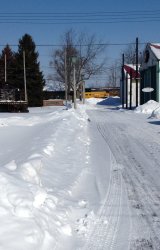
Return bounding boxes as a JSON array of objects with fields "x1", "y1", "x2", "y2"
[
  {"x1": 1, "y1": 102, "x2": 160, "y2": 250},
  {"x1": 87, "y1": 106, "x2": 160, "y2": 250}
]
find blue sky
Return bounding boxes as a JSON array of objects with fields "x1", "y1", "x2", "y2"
[{"x1": 0, "y1": 0, "x2": 160, "y2": 84}]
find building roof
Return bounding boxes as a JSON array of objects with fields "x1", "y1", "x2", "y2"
[
  {"x1": 149, "y1": 43, "x2": 160, "y2": 60},
  {"x1": 124, "y1": 64, "x2": 140, "y2": 78}
]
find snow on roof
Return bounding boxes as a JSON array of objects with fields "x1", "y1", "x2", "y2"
[{"x1": 149, "y1": 43, "x2": 160, "y2": 60}]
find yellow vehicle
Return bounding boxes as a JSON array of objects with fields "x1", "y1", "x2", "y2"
[{"x1": 85, "y1": 91, "x2": 109, "y2": 99}]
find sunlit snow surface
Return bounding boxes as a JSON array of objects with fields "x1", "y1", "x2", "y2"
[
  {"x1": 135, "y1": 100, "x2": 160, "y2": 115},
  {"x1": 0, "y1": 98, "x2": 160, "y2": 249}
]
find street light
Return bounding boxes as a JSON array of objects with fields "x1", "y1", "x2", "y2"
[{"x1": 71, "y1": 56, "x2": 77, "y2": 109}]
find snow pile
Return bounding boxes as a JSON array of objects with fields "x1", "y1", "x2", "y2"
[
  {"x1": 85, "y1": 97, "x2": 103, "y2": 105},
  {"x1": 97, "y1": 96, "x2": 121, "y2": 106},
  {"x1": 151, "y1": 106, "x2": 160, "y2": 119},
  {"x1": 135, "y1": 100, "x2": 160, "y2": 115},
  {"x1": 85, "y1": 96, "x2": 121, "y2": 106},
  {"x1": 0, "y1": 104, "x2": 110, "y2": 250}
]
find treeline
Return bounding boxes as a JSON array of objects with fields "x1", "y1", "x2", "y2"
[{"x1": 0, "y1": 34, "x2": 45, "y2": 107}]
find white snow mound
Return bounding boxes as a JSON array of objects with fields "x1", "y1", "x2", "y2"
[{"x1": 135, "y1": 100, "x2": 160, "y2": 114}]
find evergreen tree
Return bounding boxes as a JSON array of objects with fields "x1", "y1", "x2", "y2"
[{"x1": 16, "y1": 34, "x2": 45, "y2": 106}]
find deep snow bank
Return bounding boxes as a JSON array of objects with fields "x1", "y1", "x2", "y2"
[{"x1": 0, "y1": 104, "x2": 110, "y2": 250}]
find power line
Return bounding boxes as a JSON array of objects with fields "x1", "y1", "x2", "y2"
[
  {"x1": 0, "y1": 13, "x2": 160, "y2": 19},
  {"x1": 0, "y1": 10, "x2": 159, "y2": 24},
  {"x1": 0, "y1": 42, "x2": 146, "y2": 47},
  {"x1": 0, "y1": 19, "x2": 159, "y2": 25},
  {"x1": 0, "y1": 9, "x2": 160, "y2": 14}
]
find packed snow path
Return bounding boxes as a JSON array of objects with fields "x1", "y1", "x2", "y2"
[{"x1": 86, "y1": 106, "x2": 160, "y2": 250}]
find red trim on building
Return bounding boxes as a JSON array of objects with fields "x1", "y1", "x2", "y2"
[{"x1": 124, "y1": 65, "x2": 140, "y2": 78}]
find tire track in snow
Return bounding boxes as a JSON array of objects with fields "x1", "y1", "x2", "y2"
[
  {"x1": 121, "y1": 139, "x2": 160, "y2": 249},
  {"x1": 96, "y1": 122, "x2": 131, "y2": 250},
  {"x1": 116, "y1": 132, "x2": 160, "y2": 249},
  {"x1": 94, "y1": 113, "x2": 160, "y2": 250},
  {"x1": 82, "y1": 114, "x2": 129, "y2": 250},
  {"x1": 84, "y1": 154, "x2": 122, "y2": 250}
]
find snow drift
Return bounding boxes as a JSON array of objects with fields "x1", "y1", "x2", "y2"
[{"x1": 135, "y1": 100, "x2": 160, "y2": 115}]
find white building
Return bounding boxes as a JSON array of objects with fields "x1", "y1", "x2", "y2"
[
  {"x1": 121, "y1": 64, "x2": 140, "y2": 108},
  {"x1": 140, "y1": 43, "x2": 160, "y2": 104}
]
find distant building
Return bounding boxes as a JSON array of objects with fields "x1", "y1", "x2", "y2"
[
  {"x1": 140, "y1": 43, "x2": 160, "y2": 104},
  {"x1": 121, "y1": 64, "x2": 140, "y2": 109}
]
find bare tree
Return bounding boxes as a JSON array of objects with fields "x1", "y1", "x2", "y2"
[
  {"x1": 49, "y1": 29, "x2": 107, "y2": 96},
  {"x1": 107, "y1": 62, "x2": 120, "y2": 87},
  {"x1": 123, "y1": 41, "x2": 142, "y2": 65},
  {"x1": 123, "y1": 43, "x2": 136, "y2": 64},
  {"x1": 106, "y1": 40, "x2": 142, "y2": 88}
]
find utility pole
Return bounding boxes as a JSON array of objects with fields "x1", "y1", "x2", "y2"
[
  {"x1": 73, "y1": 64, "x2": 77, "y2": 109},
  {"x1": 136, "y1": 37, "x2": 139, "y2": 107},
  {"x1": 23, "y1": 51, "x2": 28, "y2": 103},
  {"x1": 126, "y1": 72, "x2": 128, "y2": 109},
  {"x1": 121, "y1": 53, "x2": 125, "y2": 108},
  {"x1": 71, "y1": 56, "x2": 77, "y2": 109},
  {"x1": 130, "y1": 69, "x2": 132, "y2": 109},
  {"x1": 82, "y1": 80, "x2": 85, "y2": 104},
  {"x1": 64, "y1": 48, "x2": 68, "y2": 108},
  {"x1": 5, "y1": 54, "x2": 7, "y2": 83}
]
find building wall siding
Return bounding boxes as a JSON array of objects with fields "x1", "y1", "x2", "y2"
[{"x1": 140, "y1": 66, "x2": 157, "y2": 104}]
